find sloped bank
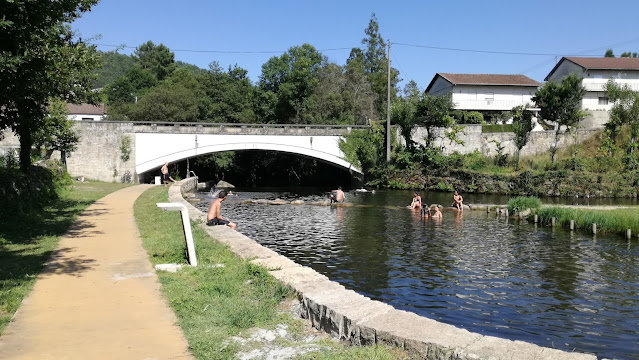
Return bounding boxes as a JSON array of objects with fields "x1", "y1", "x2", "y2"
[{"x1": 170, "y1": 179, "x2": 595, "y2": 360}]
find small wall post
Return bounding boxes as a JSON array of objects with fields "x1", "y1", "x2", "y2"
[
  {"x1": 551, "y1": 217, "x2": 556, "y2": 227},
  {"x1": 626, "y1": 229, "x2": 632, "y2": 239},
  {"x1": 592, "y1": 223, "x2": 597, "y2": 235},
  {"x1": 534, "y1": 214, "x2": 538, "y2": 223},
  {"x1": 156, "y1": 202, "x2": 197, "y2": 267},
  {"x1": 570, "y1": 220, "x2": 575, "y2": 230}
]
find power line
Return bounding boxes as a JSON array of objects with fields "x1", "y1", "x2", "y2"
[
  {"x1": 392, "y1": 42, "x2": 604, "y2": 57},
  {"x1": 90, "y1": 43, "x2": 356, "y2": 54}
]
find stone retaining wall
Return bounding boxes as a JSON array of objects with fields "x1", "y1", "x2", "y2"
[{"x1": 167, "y1": 180, "x2": 596, "y2": 360}]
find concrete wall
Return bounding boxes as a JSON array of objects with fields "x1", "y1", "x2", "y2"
[
  {"x1": 412, "y1": 125, "x2": 601, "y2": 157},
  {"x1": 66, "y1": 121, "x2": 137, "y2": 183}
]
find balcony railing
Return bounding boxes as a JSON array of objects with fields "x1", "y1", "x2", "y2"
[{"x1": 454, "y1": 100, "x2": 535, "y2": 111}]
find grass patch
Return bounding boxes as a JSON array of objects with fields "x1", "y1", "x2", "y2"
[
  {"x1": 482, "y1": 124, "x2": 513, "y2": 133},
  {"x1": 537, "y1": 206, "x2": 639, "y2": 237},
  {"x1": 507, "y1": 196, "x2": 542, "y2": 213},
  {"x1": 134, "y1": 186, "x2": 411, "y2": 359},
  {"x1": 0, "y1": 180, "x2": 132, "y2": 334}
]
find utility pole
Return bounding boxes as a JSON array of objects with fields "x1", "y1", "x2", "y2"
[{"x1": 386, "y1": 39, "x2": 391, "y2": 163}]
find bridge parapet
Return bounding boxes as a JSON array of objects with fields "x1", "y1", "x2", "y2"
[{"x1": 129, "y1": 121, "x2": 369, "y2": 136}]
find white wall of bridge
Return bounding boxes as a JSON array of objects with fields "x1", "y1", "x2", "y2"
[{"x1": 135, "y1": 133, "x2": 362, "y2": 176}]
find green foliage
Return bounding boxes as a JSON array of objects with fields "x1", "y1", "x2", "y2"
[
  {"x1": 0, "y1": 0, "x2": 101, "y2": 172},
  {"x1": 507, "y1": 196, "x2": 542, "y2": 213},
  {"x1": 120, "y1": 135, "x2": 132, "y2": 162},
  {"x1": 461, "y1": 111, "x2": 484, "y2": 124},
  {"x1": 511, "y1": 105, "x2": 534, "y2": 168},
  {"x1": 390, "y1": 98, "x2": 418, "y2": 150},
  {"x1": 93, "y1": 51, "x2": 136, "y2": 88},
  {"x1": 134, "y1": 41, "x2": 176, "y2": 81},
  {"x1": 32, "y1": 98, "x2": 80, "y2": 165},
  {"x1": 103, "y1": 67, "x2": 157, "y2": 106},
  {"x1": 605, "y1": 80, "x2": 639, "y2": 171},
  {"x1": 482, "y1": 124, "x2": 513, "y2": 133},
  {"x1": 339, "y1": 125, "x2": 385, "y2": 175},
  {"x1": 604, "y1": 49, "x2": 615, "y2": 57},
  {"x1": 537, "y1": 206, "x2": 639, "y2": 237},
  {"x1": 532, "y1": 73, "x2": 587, "y2": 163},
  {"x1": 492, "y1": 140, "x2": 508, "y2": 167},
  {"x1": 416, "y1": 94, "x2": 455, "y2": 145}
]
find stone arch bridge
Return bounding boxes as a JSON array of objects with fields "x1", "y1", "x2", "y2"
[{"x1": 64, "y1": 121, "x2": 365, "y2": 183}]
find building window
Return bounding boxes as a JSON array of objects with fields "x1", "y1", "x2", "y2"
[{"x1": 598, "y1": 97, "x2": 608, "y2": 105}]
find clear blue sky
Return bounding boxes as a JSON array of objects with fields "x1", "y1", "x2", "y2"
[{"x1": 73, "y1": 0, "x2": 639, "y2": 90}]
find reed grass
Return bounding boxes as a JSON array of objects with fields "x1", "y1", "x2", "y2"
[{"x1": 536, "y1": 206, "x2": 639, "y2": 237}]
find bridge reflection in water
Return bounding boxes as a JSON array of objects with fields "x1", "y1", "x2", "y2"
[{"x1": 195, "y1": 189, "x2": 639, "y2": 360}]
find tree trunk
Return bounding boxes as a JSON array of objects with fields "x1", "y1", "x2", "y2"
[{"x1": 18, "y1": 123, "x2": 32, "y2": 173}]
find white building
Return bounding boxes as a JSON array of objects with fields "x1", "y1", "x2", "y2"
[
  {"x1": 66, "y1": 103, "x2": 106, "y2": 121},
  {"x1": 545, "y1": 57, "x2": 639, "y2": 112},
  {"x1": 425, "y1": 73, "x2": 541, "y2": 114}
]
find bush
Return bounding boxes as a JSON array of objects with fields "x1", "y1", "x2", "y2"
[
  {"x1": 463, "y1": 111, "x2": 484, "y2": 124},
  {"x1": 463, "y1": 150, "x2": 489, "y2": 171},
  {"x1": 507, "y1": 196, "x2": 542, "y2": 213}
]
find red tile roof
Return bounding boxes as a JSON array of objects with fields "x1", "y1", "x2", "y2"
[
  {"x1": 426, "y1": 73, "x2": 541, "y2": 93},
  {"x1": 66, "y1": 103, "x2": 106, "y2": 115},
  {"x1": 545, "y1": 57, "x2": 639, "y2": 80}
]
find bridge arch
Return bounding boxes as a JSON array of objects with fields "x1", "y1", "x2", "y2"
[{"x1": 135, "y1": 133, "x2": 362, "y2": 176}]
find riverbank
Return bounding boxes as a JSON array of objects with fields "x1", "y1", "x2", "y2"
[
  {"x1": 0, "y1": 180, "x2": 132, "y2": 334},
  {"x1": 135, "y1": 185, "x2": 409, "y2": 359},
  {"x1": 167, "y1": 180, "x2": 597, "y2": 359}
]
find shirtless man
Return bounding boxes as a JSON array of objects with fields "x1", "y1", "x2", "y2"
[
  {"x1": 452, "y1": 191, "x2": 464, "y2": 211},
  {"x1": 161, "y1": 162, "x2": 175, "y2": 185},
  {"x1": 206, "y1": 190, "x2": 237, "y2": 230},
  {"x1": 410, "y1": 192, "x2": 422, "y2": 209},
  {"x1": 330, "y1": 186, "x2": 345, "y2": 204}
]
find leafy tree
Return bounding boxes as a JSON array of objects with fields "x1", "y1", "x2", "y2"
[
  {"x1": 259, "y1": 44, "x2": 326, "y2": 123},
  {"x1": 359, "y1": 13, "x2": 400, "y2": 116},
  {"x1": 605, "y1": 80, "x2": 639, "y2": 168},
  {"x1": 310, "y1": 63, "x2": 351, "y2": 124},
  {"x1": 128, "y1": 68, "x2": 210, "y2": 122},
  {"x1": 134, "y1": 40, "x2": 176, "y2": 81},
  {"x1": 511, "y1": 105, "x2": 534, "y2": 169},
  {"x1": 0, "y1": 0, "x2": 100, "y2": 172},
  {"x1": 532, "y1": 73, "x2": 587, "y2": 163},
  {"x1": 415, "y1": 94, "x2": 456, "y2": 147},
  {"x1": 604, "y1": 49, "x2": 615, "y2": 57},
  {"x1": 32, "y1": 98, "x2": 79, "y2": 168},
  {"x1": 621, "y1": 52, "x2": 638, "y2": 58},
  {"x1": 339, "y1": 124, "x2": 385, "y2": 176},
  {"x1": 344, "y1": 48, "x2": 376, "y2": 124},
  {"x1": 390, "y1": 98, "x2": 418, "y2": 150},
  {"x1": 103, "y1": 67, "x2": 157, "y2": 105},
  {"x1": 402, "y1": 80, "x2": 420, "y2": 100},
  {"x1": 202, "y1": 62, "x2": 258, "y2": 123}
]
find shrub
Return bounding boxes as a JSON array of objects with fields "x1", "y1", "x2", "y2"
[
  {"x1": 507, "y1": 196, "x2": 542, "y2": 213},
  {"x1": 463, "y1": 111, "x2": 484, "y2": 124}
]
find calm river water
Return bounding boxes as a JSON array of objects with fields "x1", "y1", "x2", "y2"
[{"x1": 195, "y1": 189, "x2": 639, "y2": 359}]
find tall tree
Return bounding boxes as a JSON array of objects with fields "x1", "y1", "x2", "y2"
[
  {"x1": 511, "y1": 105, "x2": 534, "y2": 169},
  {"x1": 359, "y1": 13, "x2": 400, "y2": 117},
  {"x1": 259, "y1": 44, "x2": 326, "y2": 123},
  {"x1": 201, "y1": 62, "x2": 258, "y2": 123},
  {"x1": 345, "y1": 48, "x2": 376, "y2": 124},
  {"x1": 390, "y1": 98, "x2": 418, "y2": 150},
  {"x1": 0, "y1": 0, "x2": 100, "y2": 172},
  {"x1": 134, "y1": 40, "x2": 176, "y2": 81},
  {"x1": 532, "y1": 73, "x2": 587, "y2": 163},
  {"x1": 32, "y1": 98, "x2": 79, "y2": 168},
  {"x1": 605, "y1": 80, "x2": 639, "y2": 168}
]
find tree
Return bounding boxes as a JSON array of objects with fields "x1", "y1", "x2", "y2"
[
  {"x1": 344, "y1": 48, "x2": 376, "y2": 124},
  {"x1": 605, "y1": 80, "x2": 639, "y2": 168},
  {"x1": 415, "y1": 94, "x2": 456, "y2": 147},
  {"x1": 359, "y1": 13, "x2": 400, "y2": 116},
  {"x1": 0, "y1": 0, "x2": 100, "y2": 173},
  {"x1": 93, "y1": 50, "x2": 136, "y2": 88},
  {"x1": 103, "y1": 67, "x2": 157, "y2": 105},
  {"x1": 259, "y1": 44, "x2": 326, "y2": 123},
  {"x1": 605, "y1": 49, "x2": 615, "y2": 57},
  {"x1": 32, "y1": 98, "x2": 79, "y2": 168},
  {"x1": 402, "y1": 80, "x2": 420, "y2": 100},
  {"x1": 532, "y1": 73, "x2": 587, "y2": 163},
  {"x1": 621, "y1": 52, "x2": 638, "y2": 58},
  {"x1": 511, "y1": 105, "x2": 534, "y2": 169},
  {"x1": 390, "y1": 98, "x2": 418, "y2": 150},
  {"x1": 339, "y1": 124, "x2": 386, "y2": 176},
  {"x1": 201, "y1": 63, "x2": 258, "y2": 123},
  {"x1": 134, "y1": 41, "x2": 176, "y2": 81}
]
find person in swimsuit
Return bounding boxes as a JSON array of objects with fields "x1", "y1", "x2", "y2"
[
  {"x1": 452, "y1": 191, "x2": 464, "y2": 211},
  {"x1": 431, "y1": 205, "x2": 442, "y2": 219},
  {"x1": 206, "y1": 190, "x2": 237, "y2": 230},
  {"x1": 410, "y1": 192, "x2": 422, "y2": 209},
  {"x1": 330, "y1": 186, "x2": 345, "y2": 204},
  {"x1": 161, "y1": 162, "x2": 175, "y2": 185}
]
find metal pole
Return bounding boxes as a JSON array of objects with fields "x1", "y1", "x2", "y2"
[{"x1": 386, "y1": 39, "x2": 391, "y2": 163}]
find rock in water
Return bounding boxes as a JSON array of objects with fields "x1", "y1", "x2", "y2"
[{"x1": 216, "y1": 180, "x2": 235, "y2": 188}]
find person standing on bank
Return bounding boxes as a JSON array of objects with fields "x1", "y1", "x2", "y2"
[
  {"x1": 206, "y1": 190, "x2": 237, "y2": 230},
  {"x1": 161, "y1": 162, "x2": 175, "y2": 185}
]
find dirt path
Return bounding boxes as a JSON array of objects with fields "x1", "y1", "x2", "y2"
[{"x1": 0, "y1": 185, "x2": 193, "y2": 360}]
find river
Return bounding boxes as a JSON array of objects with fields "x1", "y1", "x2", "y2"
[{"x1": 194, "y1": 188, "x2": 639, "y2": 359}]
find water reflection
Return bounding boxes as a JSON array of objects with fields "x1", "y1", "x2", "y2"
[{"x1": 195, "y1": 189, "x2": 639, "y2": 359}]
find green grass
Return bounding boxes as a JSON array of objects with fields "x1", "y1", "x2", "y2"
[
  {"x1": 0, "y1": 180, "x2": 132, "y2": 334},
  {"x1": 537, "y1": 206, "x2": 639, "y2": 237},
  {"x1": 134, "y1": 186, "x2": 410, "y2": 360},
  {"x1": 482, "y1": 124, "x2": 513, "y2": 133},
  {"x1": 507, "y1": 196, "x2": 542, "y2": 213}
]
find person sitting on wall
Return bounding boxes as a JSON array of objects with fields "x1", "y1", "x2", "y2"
[
  {"x1": 452, "y1": 191, "x2": 464, "y2": 211},
  {"x1": 206, "y1": 190, "x2": 237, "y2": 230}
]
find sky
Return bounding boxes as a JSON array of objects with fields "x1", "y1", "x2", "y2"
[{"x1": 72, "y1": 0, "x2": 639, "y2": 91}]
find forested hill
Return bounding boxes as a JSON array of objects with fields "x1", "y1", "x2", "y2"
[{"x1": 93, "y1": 51, "x2": 204, "y2": 89}]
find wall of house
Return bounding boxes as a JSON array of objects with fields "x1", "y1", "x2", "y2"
[
  {"x1": 67, "y1": 114, "x2": 105, "y2": 121},
  {"x1": 427, "y1": 77, "x2": 453, "y2": 96},
  {"x1": 546, "y1": 61, "x2": 584, "y2": 82},
  {"x1": 450, "y1": 85, "x2": 537, "y2": 111}
]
